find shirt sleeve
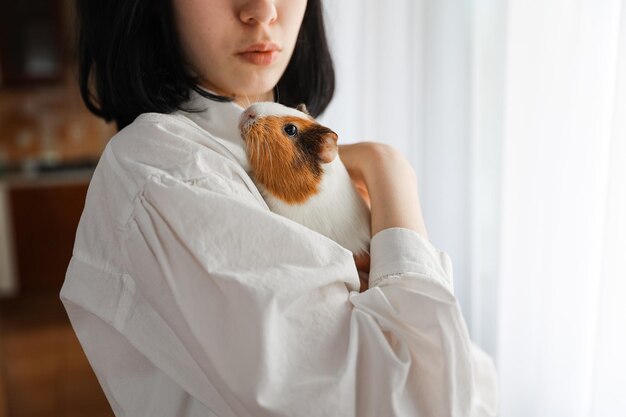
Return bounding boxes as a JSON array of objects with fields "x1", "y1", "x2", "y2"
[{"x1": 121, "y1": 172, "x2": 499, "y2": 417}]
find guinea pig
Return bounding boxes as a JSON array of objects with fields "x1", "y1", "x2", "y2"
[{"x1": 238, "y1": 101, "x2": 371, "y2": 257}]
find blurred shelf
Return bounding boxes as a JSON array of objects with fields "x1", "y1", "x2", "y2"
[
  {"x1": 0, "y1": 158, "x2": 97, "y2": 187},
  {"x1": 0, "y1": 74, "x2": 116, "y2": 182}
]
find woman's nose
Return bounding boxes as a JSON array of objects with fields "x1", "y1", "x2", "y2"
[{"x1": 239, "y1": 0, "x2": 278, "y2": 26}]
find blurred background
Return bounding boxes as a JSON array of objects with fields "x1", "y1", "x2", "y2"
[
  {"x1": 0, "y1": 0, "x2": 116, "y2": 416},
  {"x1": 1, "y1": 0, "x2": 625, "y2": 416}
]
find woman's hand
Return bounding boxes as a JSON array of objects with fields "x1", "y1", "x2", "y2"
[
  {"x1": 354, "y1": 252, "x2": 370, "y2": 292},
  {"x1": 338, "y1": 141, "x2": 429, "y2": 240}
]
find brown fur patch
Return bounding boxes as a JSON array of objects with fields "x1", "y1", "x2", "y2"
[{"x1": 242, "y1": 116, "x2": 327, "y2": 204}]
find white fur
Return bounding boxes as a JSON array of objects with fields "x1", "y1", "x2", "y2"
[
  {"x1": 257, "y1": 155, "x2": 371, "y2": 256},
  {"x1": 243, "y1": 101, "x2": 312, "y2": 120}
]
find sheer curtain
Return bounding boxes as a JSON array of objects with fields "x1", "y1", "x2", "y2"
[
  {"x1": 498, "y1": 1, "x2": 626, "y2": 415},
  {"x1": 321, "y1": 0, "x2": 626, "y2": 415}
]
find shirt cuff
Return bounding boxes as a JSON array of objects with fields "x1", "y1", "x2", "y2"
[{"x1": 369, "y1": 227, "x2": 454, "y2": 292}]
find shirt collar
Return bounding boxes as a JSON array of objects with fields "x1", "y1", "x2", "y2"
[{"x1": 175, "y1": 87, "x2": 251, "y2": 172}]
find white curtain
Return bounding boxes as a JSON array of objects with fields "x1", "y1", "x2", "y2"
[
  {"x1": 321, "y1": 0, "x2": 626, "y2": 415},
  {"x1": 498, "y1": 0, "x2": 626, "y2": 415}
]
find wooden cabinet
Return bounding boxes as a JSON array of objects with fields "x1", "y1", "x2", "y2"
[
  {"x1": 0, "y1": 174, "x2": 114, "y2": 417},
  {"x1": 2, "y1": 176, "x2": 91, "y2": 294},
  {"x1": 0, "y1": 0, "x2": 67, "y2": 86}
]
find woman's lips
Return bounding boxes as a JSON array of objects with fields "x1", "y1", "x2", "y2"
[
  {"x1": 237, "y1": 50, "x2": 279, "y2": 66},
  {"x1": 237, "y1": 42, "x2": 281, "y2": 66}
]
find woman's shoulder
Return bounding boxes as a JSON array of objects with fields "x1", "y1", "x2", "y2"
[
  {"x1": 81, "y1": 111, "x2": 265, "y2": 226},
  {"x1": 69, "y1": 112, "x2": 267, "y2": 274},
  {"x1": 104, "y1": 112, "x2": 250, "y2": 189}
]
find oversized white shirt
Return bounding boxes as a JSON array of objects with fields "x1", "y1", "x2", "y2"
[{"x1": 60, "y1": 90, "x2": 499, "y2": 417}]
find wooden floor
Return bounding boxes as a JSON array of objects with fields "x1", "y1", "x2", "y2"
[{"x1": 0, "y1": 291, "x2": 114, "y2": 417}]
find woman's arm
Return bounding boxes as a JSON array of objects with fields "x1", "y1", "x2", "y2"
[
  {"x1": 115, "y1": 162, "x2": 497, "y2": 416},
  {"x1": 340, "y1": 142, "x2": 429, "y2": 292},
  {"x1": 339, "y1": 142, "x2": 429, "y2": 239}
]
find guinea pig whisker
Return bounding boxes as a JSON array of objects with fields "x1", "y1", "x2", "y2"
[
  {"x1": 266, "y1": 144, "x2": 273, "y2": 172},
  {"x1": 247, "y1": 136, "x2": 254, "y2": 159},
  {"x1": 264, "y1": 141, "x2": 273, "y2": 171}
]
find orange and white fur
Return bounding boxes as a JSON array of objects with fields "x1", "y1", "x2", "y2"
[{"x1": 238, "y1": 102, "x2": 371, "y2": 257}]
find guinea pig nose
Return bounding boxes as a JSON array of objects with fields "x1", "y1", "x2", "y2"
[{"x1": 239, "y1": 109, "x2": 257, "y2": 130}]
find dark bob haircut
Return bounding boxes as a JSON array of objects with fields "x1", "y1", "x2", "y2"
[{"x1": 76, "y1": 0, "x2": 335, "y2": 130}]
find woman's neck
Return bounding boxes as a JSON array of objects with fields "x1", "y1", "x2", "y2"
[
  {"x1": 232, "y1": 90, "x2": 274, "y2": 109},
  {"x1": 197, "y1": 81, "x2": 274, "y2": 109}
]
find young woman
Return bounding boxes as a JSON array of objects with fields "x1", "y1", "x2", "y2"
[{"x1": 61, "y1": 0, "x2": 499, "y2": 415}]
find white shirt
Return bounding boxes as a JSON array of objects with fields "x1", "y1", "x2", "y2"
[{"x1": 60, "y1": 90, "x2": 499, "y2": 417}]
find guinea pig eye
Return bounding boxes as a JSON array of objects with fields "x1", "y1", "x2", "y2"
[{"x1": 283, "y1": 123, "x2": 298, "y2": 137}]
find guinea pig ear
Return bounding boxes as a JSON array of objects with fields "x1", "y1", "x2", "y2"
[
  {"x1": 319, "y1": 131, "x2": 339, "y2": 163},
  {"x1": 296, "y1": 103, "x2": 310, "y2": 116}
]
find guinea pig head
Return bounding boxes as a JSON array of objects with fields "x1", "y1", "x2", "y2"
[{"x1": 239, "y1": 102, "x2": 339, "y2": 204}]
